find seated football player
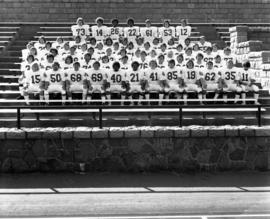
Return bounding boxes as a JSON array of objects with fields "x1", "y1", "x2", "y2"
[
  {"x1": 221, "y1": 47, "x2": 236, "y2": 66},
  {"x1": 219, "y1": 60, "x2": 242, "y2": 103},
  {"x1": 176, "y1": 54, "x2": 184, "y2": 67},
  {"x1": 139, "y1": 51, "x2": 149, "y2": 70},
  {"x1": 87, "y1": 47, "x2": 96, "y2": 61},
  {"x1": 132, "y1": 48, "x2": 141, "y2": 62},
  {"x1": 184, "y1": 47, "x2": 195, "y2": 62},
  {"x1": 62, "y1": 55, "x2": 74, "y2": 70},
  {"x1": 158, "y1": 43, "x2": 167, "y2": 55},
  {"x1": 126, "y1": 61, "x2": 146, "y2": 105},
  {"x1": 119, "y1": 37, "x2": 128, "y2": 49},
  {"x1": 109, "y1": 18, "x2": 123, "y2": 42},
  {"x1": 120, "y1": 55, "x2": 131, "y2": 71},
  {"x1": 175, "y1": 44, "x2": 184, "y2": 56},
  {"x1": 140, "y1": 19, "x2": 158, "y2": 43},
  {"x1": 176, "y1": 19, "x2": 192, "y2": 45},
  {"x1": 167, "y1": 37, "x2": 175, "y2": 50},
  {"x1": 23, "y1": 62, "x2": 45, "y2": 105},
  {"x1": 212, "y1": 43, "x2": 220, "y2": 57},
  {"x1": 123, "y1": 17, "x2": 140, "y2": 43},
  {"x1": 165, "y1": 59, "x2": 184, "y2": 100},
  {"x1": 198, "y1": 36, "x2": 212, "y2": 52},
  {"x1": 194, "y1": 53, "x2": 205, "y2": 69},
  {"x1": 69, "y1": 46, "x2": 79, "y2": 62},
  {"x1": 157, "y1": 54, "x2": 166, "y2": 69},
  {"x1": 34, "y1": 36, "x2": 46, "y2": 51},
  {"x1": 145, "y1": 60, "x2": 165, "y2": 105},
  {"x1": 29, "y1": 47, "x2": 40, "y2": 62},
  {"x1": 101, "y1": 55, "x2": 111, "y2": 69},
  {"x1": 80, "y1": 53, "x2": 92, "y2": 70},
  {"x1": 192, "y1": 43, "x2": 200, "y2": 54},
  {"x1": 71, "y1": 17, "x2": 90, "y2": 42},
  {"x1": 52, "y1": 37, "x2": 65, "y2": 51},
  {"x1": 59, "y1": 42, "x2": 70, "y2": 58},
  {"x1": 65, "y1": 62, "x2": 89, "y2": 103},
  {"x1": 112, "y1": 41, "x2": 120, "y2": 55},
  {"x1": 91, "y1": 17, "x2": 108, "y2": 42},
  {"x1": 19, "y1": 55, "x2": 35, "y2": 99},
  {"x1": 181, "y1": 60, "x2": 203, "y2": 105},
  {"x1": 70, "y1": 35, "x2": 83, "y2": 50},
  {"x1": 107, "y1": 61, "x2": 127, "y2": 105},
  {"x1": 88, "y1": 37, "x2": 97, "y2": 47},
  {"x1": 88, "y1": 61, "x2": 108, "y2": 103},
  {"x1": 143, "y1": 42, "x2": 151, "y2": 55},
  {"x1": 77, "y1": 43, "x2": 88, "y2": 61},
  {"x1": 50, "y1": 48, "x2": 62, "y2": 63},
  {"x1": 183, "y1": 37, "x2": 193, "y2": 49},
  {"x1": 202, "y1": 61, "x2": 221, "y2": 102},
  {"x1": 43, "y1": 62, "x2": 66, "y2": 105},
  {"x1": 239, "y1": 61, "x2": 259, "y2": 105},
  {"x1": 152, "y1": 37, "x2": 160, "y2": 50},
  {"x1": 203, "y1": 46, "x2": 214, "y2": 64},
  {"x1": 214, "y1": 55, "x2": 222, "y2": 69},
  {"x1": 22, "y1": 42, "x2": 35, "y2": 61},
  {"x1": 149, "y1": 49, "x2": 158, "y2": 60},
  {"x1": 40, "y1": 54, "x2": 54, "y2": 70},
  {"x1": 135, "y1": 36, "x2": 144, "y2": 47},
  {"x1": 126, "y1": 41, "x2": 136, "y2": 56},
  {"x1": 105, "y1": 47, "x2": 115, "y2": 62},
  {"x1": 158, "y1": 19, "x2": 175, "y2": 44},
  {"x1": 39, "y1": 42, "x2": 52, "y2": 61},
  {"x1": 96, "y1": 42, "x2": 106, "y2": 58}
]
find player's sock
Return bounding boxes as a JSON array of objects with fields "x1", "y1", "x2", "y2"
[
  {"x1": 234, "y1": 93, "x2": 240, "y2": 103},
  {"x1": 145, "y1": 93, "x2": 150, "y2": 105},
  {"x1": 24, "y1": 95, "x2": 30, "y2": 105},
  {"x1": 44, "y1": 91, "x2": 49, "y2": 104},
  {"x1": 254, "y1": 92, "x2": 259, "y2": 104},
  {"x1": 101, "y1": 95, "x2": 106, "y2": 105},
  {"x1": 213, "y1": 93, "x2": 219, "y2": 102},
  {"x1": 241, "y1": 92, "x2": 246, "y2": 105},
  {"x1": 82, "y1": 90, "x2": 87, "y2": 104},
  {"x1": 223, "y1": 93, "x2": 228, "y2": 103},
  {"x1": 61, "y1": 94, "x2": 66, "y2": 105},
  {"x1": 159, "y1": 93, "x2": 163, "y2": 106},
  {"x1": 183, "y1": 93, "x2": 187, "y2": 105},
  {"x1": 198, "y1": 93, "x2": 203, "y2": 105}
]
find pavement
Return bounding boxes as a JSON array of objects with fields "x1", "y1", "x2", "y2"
[{"x1": 0, "y1": 171, "x2": 270, "y2": 219}]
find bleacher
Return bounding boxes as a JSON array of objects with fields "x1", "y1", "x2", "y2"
[{"x1": 0, "y1": 22, "x2": 269, "y2": 128}]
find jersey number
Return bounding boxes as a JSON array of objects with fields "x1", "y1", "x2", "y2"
[
  {"x1": 111, "y1": 74, "x2": 122, "y2": 83},
  {"x1": 111, "y1": 28, "x2": 119, "y2": 35},
  {"x1": 96, "y1": 29, "x2": 103, "y2": 37},
  {"x1": 31, "y1": 75, "x2": 41, "y2": 84},
  {"x1": 187, "y1": 71, "x2": 196, "y2": 80},
  {"x1": 225, "y1": 72, "x2": 236, "y2": 80},
  {"x1": 130, "y1": 73, "x2": 139, "y2": 82},
  {"x1": 145, "y1": 30, "x2": 152, "y2": 37},
  {"x1": 167, "y1": 71, "x2": 177, "y2": 80},
  {"x1": 150, "y1": 72, "x2": 158, "y2": 81},
  {"x1": 76, "y1": 28, "x2": 85, "y2": 36},
  {"x1": 91, "y1": 73, "x2": 103, "y2": 82},
  {"x1": 205, "y1": 72, "x2": 215, "y2": 81},
  {"x1": 128, "y1": 29, "x2": 136, "y2": 36},
  {"x1": 180, "y1": 28, "x2": 187, "y2": 36},
  {"x1": 241, "y1": 73, "x2": 248, "y2": 82},
  {"x1": 70, "y1": 74, "x2": 82, "y2": 82},
  {"x1": 164, "y1": 29, "x2": 172, "y2": 36},
  {"x1": 50, "y1": 74, "x2": 61, "y2": 83}
]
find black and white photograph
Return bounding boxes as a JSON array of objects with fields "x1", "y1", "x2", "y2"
[{"x1": 0, "y1": 0, "x2": 270, "y2": 218}]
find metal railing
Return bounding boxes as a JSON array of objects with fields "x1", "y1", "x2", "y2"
[{"x1": 0, "y1": 99, "x2": 268, "y2": 129}]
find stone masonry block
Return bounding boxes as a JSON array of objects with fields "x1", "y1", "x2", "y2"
[
  {"x1": 208, "y1": 129, "x2": 225, "y2": 137},
  {"x1": 255, "y1": 128, "x2": 270, "y2": 137},
  {"x1": 174, "y1": 129, "x2": 190, "y2": 138},
  {"x1": 239, "y1": 128, "x2": 255, "y2": 137},
  {"x1": 155, "y1": 129, "x2": 174, "y2": 138},
  {"x1": 140, "y1": 129, "x2": 155, "y2": 138},
  {"x1": 225, "y1": 129, "x2": 239, "y2": 137},
  {"x1": 124, "y1": 129, "x2": 140, "y2": 138},
  {"x1": 6, "y1": 130, "x2": 26, "y2": 139},
  {"x1": 91, "y1": 128, "x2": 109, "y2": 138},
  {"x1": 191, "y1": 129, "x2": 208, "y2": 137},
  {"x1": 73, "y1": 131, "x2": 91, "y2": 139},
  {"x1": 61, "y1": 131, "x2": 73, "y2": 139},
  {"x1": 42, "y1": 131, "x2": 60, "y2": 139},
  {"x1": 109, "y1": 128, "x2": 124, "y2": 138}
]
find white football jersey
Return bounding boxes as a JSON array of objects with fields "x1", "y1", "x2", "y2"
[
  {"x1": 140, "y1": 27, "x2": 158, "y2": 43},
  {"x1": 176, "y1": 26, "x2": 192, "y2": 41},
  {"x1": 198, "y1": 41, "x2": 212, "y2": 51},
  {"x1": 71, "y1": 24, "x2": 90, "y2": 40},
  {"x1": 108, "y1": 26, "x2": 123, "y2": 40},
  {"x1": 91, "y1": 25, "x2": 109, "y2": 41},
  {"x1": 45, "y1": 69, "x2": 65, "y2": 86},
  {"x1": 123, "y1": 26, "x2": 140, "y2": 42},
  {"x1": 158, "y1": 27, "x2": 175, "y2": 43},
  {"x1": 220, "y1": 67, "x2": 240, "y2": 84}
]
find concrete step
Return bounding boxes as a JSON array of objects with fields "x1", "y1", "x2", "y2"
[
  {"x1": 0, "y1": 83, "x2": 19, "y2": 91},
  {"x1": 0, "y1": 63, "x2": 20, "y2": 69},
  {"x1": 8, "y1": 46, "x2": 25, "y2": 51},
  {"x1": 0, "y1": 32, "x2": 17, "y2": 36},
  {"x1": 0, "y1": 75, "x2": 19, "y2": 83},
  {"x1": 0, "y1": 56, "x2": 21, "y2": 62},
  {"x1": 5, "y1": 51, "x2": 22, "y2": 57},
  {"x1": 0, "y1": 27, "x2": 20, "y2": 31},
  {"x1": 0, "y1": 69, "x2": 21, "y2": 76},
  {"x1": 0, "y1": 90, "x2": 20, "y2": 99}
]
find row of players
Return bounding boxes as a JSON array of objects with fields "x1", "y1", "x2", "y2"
[
  {"x1": 22, "y1": 59, "x2": 259, "y2": 105},
  {"x1": 70, "y1": 17, "x2": 196, "y2": 44}
]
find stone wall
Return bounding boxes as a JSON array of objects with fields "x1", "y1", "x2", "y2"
[
  {"x1": 0, "y1": 0, "x2": 269, "y2": 23},
  {"x1": 0, "y1": 126, "x2": 269, "y2": 173}
]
